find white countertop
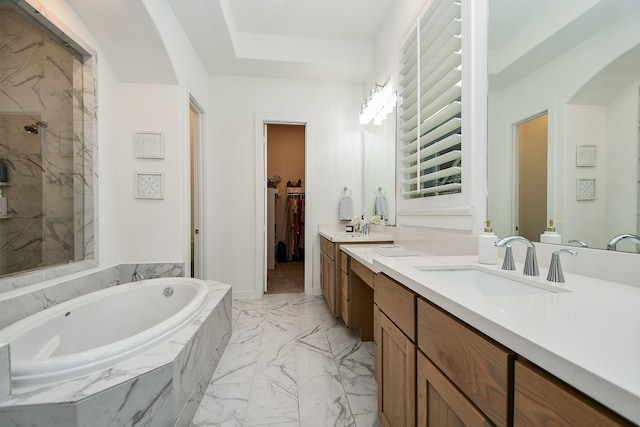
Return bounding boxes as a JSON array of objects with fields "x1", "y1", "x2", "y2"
[
  {"x1": 319, "y1": 229, "x2": 394, "y2": 243},
  {"x1": 340, "y1": 244, "x2": 640, "y2": 423}
]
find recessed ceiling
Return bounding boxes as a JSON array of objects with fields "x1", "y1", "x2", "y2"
[
  {"x1": 62, "y1": 0, "x2": 393, "y2": 83},
  {"x1": 168, "y1": 0, "x2": 394, "y2": 81}
]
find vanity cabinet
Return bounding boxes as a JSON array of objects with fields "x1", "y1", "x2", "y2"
[
  {"x1": 514, "y1": 360, "x2": 633, "y2": 426},
  {"x1": 417, "y1": 298, "x2": 514, "y2": 427},
  {"x1": 374, "y1": 273, "x2": 416, "y2": 427},
  {"x1": 320, "y1": 236, "x2": 389, "y2": 318},
  {"x1": 369, "y1": 265, "x2": 634, "y2": 426}
]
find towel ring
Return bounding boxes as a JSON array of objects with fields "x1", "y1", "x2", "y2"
[
  {"x1": 342, "y1": 187, "x2": 352, "y2": 197},
  {"x1": 377, "y1": 187, "x2": 386, "y2": 196}
]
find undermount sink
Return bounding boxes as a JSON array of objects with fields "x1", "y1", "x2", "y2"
[{"x1": 416, "y1": 266, "x2": 571, "y2": 296}]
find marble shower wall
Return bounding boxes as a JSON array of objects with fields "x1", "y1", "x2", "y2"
[
  {"x1": 0, "y1": 113, "x2": 44, "y2": 272},
  {"x1": 0, "y1": 4, "x2": 87, "y2": 276}
]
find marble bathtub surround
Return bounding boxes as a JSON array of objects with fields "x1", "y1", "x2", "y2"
[
  {"x1": 0, "y1": 281, "x2": 232, "y2": 427},
  {"x1": 0, "y1": 0, "x2": 96, "y2": 279},
  {"x1": 0, "y1": 262, "x2": 184, "y2": 330},
  {"x1": 192, "y1": 293, "x2": 381, "y2": 427}
]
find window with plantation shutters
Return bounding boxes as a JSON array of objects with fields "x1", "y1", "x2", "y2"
[{"x1": 398, "y1": 0, "x2": 462, "y2": 204}]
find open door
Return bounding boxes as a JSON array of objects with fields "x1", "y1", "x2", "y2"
[
  {"x1": 516, "y1": 113, "x2": 548, "y2": 241},
  {"x1": 190, "y1": 97, "x2": 205, "y2": 278}
]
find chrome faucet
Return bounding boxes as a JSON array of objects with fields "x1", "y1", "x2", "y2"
[
  {"x1": 132, "y1": 271, "x2": 144, "y2": 282},
  {"x1": 607, "y1": 234, "x2": 640, "y2": 251},
  {"x1": 495, "y1": 236, "x2": 539, "y2": 276},
  {"x1": 357, "y1": 216, "x2": 368, "y2": 236},
  {"x1": 568, "y1": 239, "x2": 588, "y2": 248},
  {"x1": 546, "y1": 249, "x2": 577, "y2": 283}
]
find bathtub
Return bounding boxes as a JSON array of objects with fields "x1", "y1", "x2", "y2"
[{"x1": 0, "y1": 277, "x2": 209, "y2": 389}]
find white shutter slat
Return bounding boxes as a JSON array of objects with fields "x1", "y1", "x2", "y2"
[
  {"x1": 419, "y1": 150, "x2": 461, "y2": 173},
  {"x1": 420, "y1": 133, "x2": 461, "y2": 160}
]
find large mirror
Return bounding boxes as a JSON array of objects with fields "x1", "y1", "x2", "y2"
[
  {"x1": 0, "y1": 1, "x2": 95, "y2": 278},
  {"x1": 488, "y1": 0, "x2": 640, "y2": 252},
  {"x1": 364, "y1": 107, "x2": 396, "y2": 225}
]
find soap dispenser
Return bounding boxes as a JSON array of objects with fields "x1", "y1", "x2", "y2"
[
  {"x1": 540, "y1": 220, "x2": 562, "y2": 244},
  {"x1": 478, "y1": 220, "x2": 499, "y2": 264}
]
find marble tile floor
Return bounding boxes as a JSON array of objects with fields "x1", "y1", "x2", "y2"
[{"x1": 191, "y1": 293, "x2": 382, "y2": 427}]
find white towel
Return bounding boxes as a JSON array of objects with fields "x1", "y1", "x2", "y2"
[
  {"x1": 375, "y1": 195, "x2": 389, "y2": 220},
  {"x1": 339, "y1": 196, "x2": 353, "y2": 221}
]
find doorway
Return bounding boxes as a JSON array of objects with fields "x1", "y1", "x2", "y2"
[
  {"x1": 189, "y1": 97, "x2": 205, "y2": 278},
  {"x1": 516, "y1": 113, "x2": 548, "y2": 241},
  {"x1": 266, "y1": 123, "x2": 306, "y2": 293}
]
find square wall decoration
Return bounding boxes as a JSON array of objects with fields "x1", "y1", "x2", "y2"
[
  {"x1": 576, "y1": 178, "x2": 596, "y2": 201},
  {"x1": 135, "y1": 131, "x2": 165, "y2": 159},
  {"x1": 135, "y1": 172, "x2": 164, "y2": 199},
  {"x1": 576, "y1": 145, "x2": 597, "y2": 167}
]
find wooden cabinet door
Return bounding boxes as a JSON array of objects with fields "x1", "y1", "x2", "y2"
[
  {"x1": 514, "y1": 360, "x2": 633, "y2": 426},
  {"x1": 376, "y1": 308, "x2": 416, "y2": 427},
  {"x1": 418, "y1": 299, "x2": 512, "y2": 427},
  {"x1": 417, "y1": 351, "x2": 492, "y2": 427},
  {"x1": 322, "y1": 251, "x2": 335, "y2": 314}
]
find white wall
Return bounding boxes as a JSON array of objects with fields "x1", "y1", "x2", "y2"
[
  {"x1": 207, "y1": 75, "x2": 363, "y2": 297},
  {"x1": 116, "y1": 84, "x2": 182, "y2": 262}
]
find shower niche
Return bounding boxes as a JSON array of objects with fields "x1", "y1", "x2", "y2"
[{"x1": 0, "y1": 1, "x2": 95, "y2": 278}]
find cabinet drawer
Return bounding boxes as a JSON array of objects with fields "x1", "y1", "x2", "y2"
[
  {"x1": 351, "y1": 259, "x2": 374, "y2": 289},
  {"x1": 340, "y1": 251, "x2": 349, "y2": 273},
  {"x1": 320, "y1": 237, "x2": 335, "y2": 260},
  {"x1": 374, "y1": 274, "x2": 415, "y2": 341},
  {"x1": 418, "y1": 298, "x2": 513, "y2": 427},
  {"x1": 514, "y1": 360, "x2": 633, "y2": 426}
]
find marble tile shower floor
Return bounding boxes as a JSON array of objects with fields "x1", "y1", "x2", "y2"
[{"x1": 191, "y1": 293, "x2": 382, "y2": 427}]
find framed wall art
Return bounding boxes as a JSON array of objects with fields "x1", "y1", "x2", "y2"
[
  {"x1": 135, "y1": 172, "x2": 164, "y2": 199},
  {"x1": 135, "y1": 131, "x2": 164, "y2": 159}
]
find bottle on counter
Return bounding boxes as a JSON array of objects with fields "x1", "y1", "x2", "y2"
[{"x1": 540, "y1": 219, "x2": 562, "y2": 244}]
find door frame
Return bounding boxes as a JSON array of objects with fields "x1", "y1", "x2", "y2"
[
  {"x1": 190, "y1": 96, "x2": 206, "y2": 278},
  {"x1": 255, "y1": 113, "x2": 313, "y2": 295}
]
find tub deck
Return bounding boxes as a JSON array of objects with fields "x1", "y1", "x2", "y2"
[{"x1": 0, "y1": 281, "x2": 232, "y2": 427}]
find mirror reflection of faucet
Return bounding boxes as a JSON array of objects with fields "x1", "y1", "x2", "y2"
[
  {"x1": 606, "y1": 234, "x2": 640, "y2": 252},
  {"x1": 568, "y1": 239, "x2": 588, "y2": 248}
]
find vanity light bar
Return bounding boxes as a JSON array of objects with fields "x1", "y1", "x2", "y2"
[{"x1": 359, "y1": 83, "x2": 397, "y2": 125}]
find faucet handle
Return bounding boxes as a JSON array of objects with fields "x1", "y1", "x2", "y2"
[
  {"x1": 501, "y1": 244, "x2": 516, "y2": 271},
  {"x1": 523, "y1": 246, "x2": 539, "y2": 277},
  {"x1": 546, "y1": 249, "x2": 577, "y2": 283}
]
